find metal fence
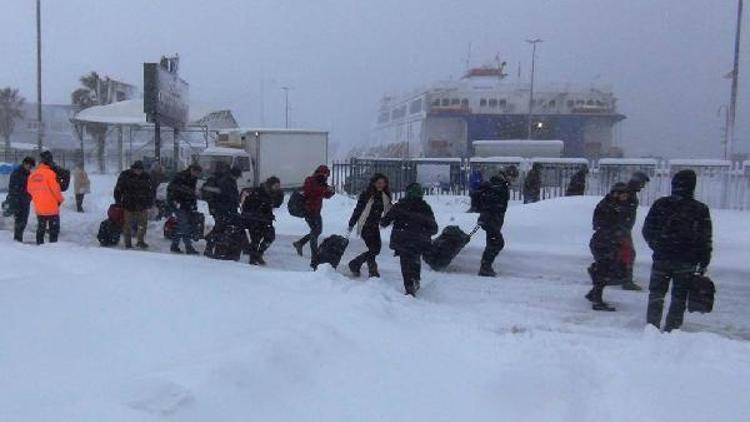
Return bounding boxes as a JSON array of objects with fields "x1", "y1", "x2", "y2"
[{"x1": 331, "y1": 157, "x2": 750, "y2": 210}]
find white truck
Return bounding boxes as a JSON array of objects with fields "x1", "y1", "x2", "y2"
[{"x1": 196, "y1": 128, "x2": 329, "y2": 189}]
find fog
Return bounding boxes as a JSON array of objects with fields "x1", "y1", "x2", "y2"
[{"x1": 1, "y1": 0, "x2": 747, "y2": 158}]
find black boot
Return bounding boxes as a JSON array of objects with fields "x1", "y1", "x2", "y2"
[
  {"x1": 478, "y1": 263, "x2": 497, "y2": 277},
  {"x1": 348, "y1": 260, "x2": 361, "y2": 277},
  {"x1": 293, "y1": 240, "x2": 304, "y2": 256},
  {"x1": 368, "y1": 261, "x2": 380, "y2": 278},
  {"x1": 622, "y1": 281, "x2": 643, "y2": 291},
  {"x1": 586, "y1": 286, "x2": 616, "y2": 312}
]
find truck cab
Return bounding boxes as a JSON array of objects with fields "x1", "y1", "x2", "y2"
[{"x1": 195, "y1": 147, "x2": 255, "y2": 189}]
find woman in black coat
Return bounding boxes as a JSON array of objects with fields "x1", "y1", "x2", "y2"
[
  {"x1": 347, "y1": 174, "x2": 392, "y2": 277},
  {"x1": 380, "y1": 183, "x2": 438, "y2": 296}
]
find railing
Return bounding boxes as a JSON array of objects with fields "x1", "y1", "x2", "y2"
[{"x1": 331, "y1": 157, "x2": 750, "y2": 211}]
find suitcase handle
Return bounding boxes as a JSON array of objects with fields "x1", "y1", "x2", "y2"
[{"x1": 468, "y1": 225, "x2": 481, "y2": 237}]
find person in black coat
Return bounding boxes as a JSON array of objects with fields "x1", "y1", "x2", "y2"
[
  {"x1": 474, "y1": 167, "x2": 516, "y2": 277},
  {"x1": 523, "y1": 162, "x2": 543, "y2": 204},
  {"x1": 167, "y1": 164, "x2": 203, "y2": 254},
  {"x1": 241, "y1": 176, "x2": 284, "y2": 265},
  {"x1": 204, "y1": 164, "x2": 242, "y2": 257},
  {"x1": 114, "y1": 160, "x2": 155, "y2": 249},
  {"x1": 586, "y1": 182, "x2": 631, "y2": 311},
  {"x1": 642, "y1": 169, "x2": 712, "y2": 331},
  {"x1": 616, "y1": 171, "x2": 651, "y2": 290},
  {"x1": 380, "y1": 183, "x2": 438, "y2": 296},
  {"x1": 347, "y1": 174, "x2": 392, "y2": 278},
  {"x1": 6, "y1": 157, "x2": 36, "y2": 242},
  {"x1": 566, "y1": 166, "x2": 589, "y2": 196}
]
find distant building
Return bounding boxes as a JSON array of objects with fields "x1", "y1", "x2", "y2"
[{"x1": 9, "y1": 103, "x2": 78, "y2": 152}]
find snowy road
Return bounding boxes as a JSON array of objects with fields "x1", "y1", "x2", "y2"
[{"x1": 1, "y1": 174, "x2": 749, "y2": 421}]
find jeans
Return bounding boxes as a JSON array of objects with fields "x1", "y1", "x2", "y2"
[
  {"x1": 13, "y1": 202, "x2": 30, "y2": 242},
  {"x1": 480, "y1": 226, "x2": 505, "y2": 266},
  {"x1": 36, "y1": 215, "x2": 60, "y2": 244},
  {"x1": 349, "y1": 225, "x2": 382, "y2": 272},
  {"x1": 171, "y1": 208, "x2": 193, "y2": 249},
  {"x1": 647, "y1": 260, "x2": 696, "y2": 331},
  {"x1": 249, "y1": 223, "x2": 275, "y2": 258},
  {"x1": 123, "y1": 210, "x2": 148, "y2": 246},
  {"x1": 298, "y1": 214, "x2": 323, "y2": 259}
]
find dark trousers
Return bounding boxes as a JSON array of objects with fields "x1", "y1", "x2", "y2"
[
  {"x1": 587, "y1": 258, "x2": 618, "y2": 301},
  {"x1": 249, "y1": 223, "x2": 275, "y2": 258},
  {"x1": 206, "y1": 212, "x2": 232, "y2": 251},
  {"x1": 36, "y1": 215, "x2": 60, "y2": 245},
  {"x1": 647, "y1": 260, "x2": 695, "y2": 331},
  {"x1": 298, "y1": 214, "x2": 323, "y2": 259},
  {"x1": 75, "y1": 194, "x2": 85, "y2": 212},
  {"x1": 399, "y1": 251, "x2": 421, "y2": 293},
  {"x1": 349, "y1": 225, "x2": 382, "y2": 272},
  {"x1": 480, "y1": 226, "x2": 505, "y2": 266},
  {"x1": 13, "y1": 202, "x2": 30, "y2": 242},
  {"x1": 524, "y1": 193, "x2": 540, "y2": 204},
  {"x1": 171, "y1": 208, "x2": 194, "y2": 249}
]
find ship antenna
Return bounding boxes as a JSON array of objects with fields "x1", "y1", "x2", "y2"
[{"x1": 465, "y1": 41, "x2": 473, "y2": 71}]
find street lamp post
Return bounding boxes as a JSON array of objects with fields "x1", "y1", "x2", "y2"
[
  {"x1": 526, "y1": 38, "x2": 543, "y2": 140},
  {"x1": 727, "y1": 0, "x2": 744, "y2": 161},
  {"x1": 281, "y1": 86, "x2": 291, "y2": 128},
  {"x1": 36, "y1": 0, "x2": 43, "y2": 154}
]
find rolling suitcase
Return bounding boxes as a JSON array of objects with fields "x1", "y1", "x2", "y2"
[
  {"x1": 688, "y1": 274, "x2": 716, "y2": 314},
  {"x1": 312, "y1": 234, "x2": 349, "y2": 270},
  {"x1": 97, "y1": 219, "x2": 121, "y2": 247},
  {"x1": 424, "y1": 225, "x2": 480, "y2": 271}
]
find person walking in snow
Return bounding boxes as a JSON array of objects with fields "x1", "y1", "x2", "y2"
[
  {"x1": 347, "y1": 173, "x2": 392, "y2": 278},
  {"x1": 241, "y1": 176, "x2": 284, "y2": 265},
  {"x1": 293, "y1": 165, "x2": 335, "y2": 264},
  {"x1": 72, "y1": 161, "x2": 90, "y2": 213},
  {"x1": 642, "y1": 170, "x2": 712, "y2": 331},
  {"x1": 203, "y1": 163, "x2": 241, "y2": 257},
  {"x1": 586, "y1": 182, "x2": 631, "y2": 311},
  {"x1": 114, "y1": 161, "x2": 154, "y2": 249},
  {"x1": 167, "y1": 164, "x2": 203, "y2": 254},
  {"x1": 380, "y1": 183, "x2": 438, "y2": 297},
  {"x1": 473, "y1": 166, "x2": 517, "y2": 277},
  {"x1": 26, "y1": 151, "x2": 64, "y2": 245},
  {"x1": 523, "y1": 162, "x2": 543, "y2": 204},
  {"x1": 6, "y1": 156, "x2": 35, "y2": 242},
  {"x1": 617, "y1": 171, "x2": 651, "y2": 291},
  {"x1": 566, "y1": 165, "x2": 589, "y2": 196}
]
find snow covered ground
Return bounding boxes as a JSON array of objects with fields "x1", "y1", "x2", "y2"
[{"x1": 1, "y1": 174, "x2": 749, "y2": 421}]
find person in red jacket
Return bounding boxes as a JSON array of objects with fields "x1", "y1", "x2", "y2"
[
  {"x1": 27, "y1": 151, "x2": 64, "y2": 244},
  {"x1": 293, "y1": 165, "x2": 334, "y2": 263}
]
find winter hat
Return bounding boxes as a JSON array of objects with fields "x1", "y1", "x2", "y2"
[
  {"x1": 131, "y1": 160, "x2": 145, "y2": 170},
  {"x1": 265, "y1": 176, "x2": 281, "y2": 186},
  {"x1": 672, "y1": 169, "x2": 697, "y2": 197},
  {"x1": 40, "y1": 150, "x2": 53, "y2": 165},
  {"x1": 610, "y1": 182, "x2": 628, "y2": 194},
  {"x1": 22, "y1": 156, "x2": 36, "y2": 167},
  {"x1": 631, "y1": 171, "x2": 650, "y2": 184},
  {"x1": 405, "y1": 182, "x2": 423, "y2": 199},
  {"x1": 314, "y1": 165, "x2": 330, "y2": 177}
]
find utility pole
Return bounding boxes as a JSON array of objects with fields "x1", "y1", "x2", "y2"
[
  {"x1": 36, "y1": 0, "x2": 43, "y2": 154},
  {"x1": 526, "y1": 38, "x2": 543, "y2": 140},
  {"x1": 281, "y1": 86, "x2": 291, "y2": 128},
  {"x1": 727, "y1": 0, "x2": 744, "y2": 161}
]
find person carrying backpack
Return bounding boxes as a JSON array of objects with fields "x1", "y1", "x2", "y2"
[
  {"x1": 523, "y1": 162, "x2": 542, "y2": 204},
  {"x1": 586, "y1": 182, "x2": 631, "y2": 311},
  {"x1": 642, "y1": 170, "x2": 712, "y2": 331},
  {"x1": 27, "y1": 151, "x2": 64, "y2": 244},
  {"x1": 167, "y1": 164, "x2": 203, "y2": 254},
  {"x1": 113, "y1": 161, "x2": 154, "y2": 249},
  {"x1": 474, "y1": 166, "x2": 516, "y2": 277},
  {"x1": 380, "y1": 183, "x2": 438, "y2": 297},
  {"x1": 293, "y1": 165, "x2": 334, "y2": 263},
  {"x1": 203, "y1": 164, "x2": 241, "y2": 257},
  {"x1": 241, "y1": 176, "x2": 284, "y2": 265},
  {"x1": 347, "y1": 173, "x2": 392, "y2": 278},
  {"x1": 7, "y1": 156, "x2": 35, "y2": 242}
]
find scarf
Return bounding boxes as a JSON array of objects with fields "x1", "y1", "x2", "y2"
[{"x1": 356, "y1": 191, "x2": 392, "y2": 235}]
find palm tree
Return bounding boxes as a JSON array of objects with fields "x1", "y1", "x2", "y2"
[
  {"x1": 72, "y1": 72, "x2": 113, "y2": 172},
  {"x1": 0, "y1": 87, "x2": 26, "y2": 151}
]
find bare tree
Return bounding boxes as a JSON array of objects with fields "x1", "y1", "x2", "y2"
[{"x1": 0, "y1": 87, "x2": 26, "y2": 151}]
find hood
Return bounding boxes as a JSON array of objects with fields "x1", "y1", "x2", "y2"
[
  {"x1": 671, "y1": 169, "x2": 697, "y2": 197},
  {"x1": 314, "y1": 165, "x2": 330, "y2": 177}
]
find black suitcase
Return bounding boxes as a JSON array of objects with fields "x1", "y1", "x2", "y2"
[
  {"x1": 209, "y1": 224, "x2": 246, "y2": 261},
  {"x1": 424, "y1": 225, "x2": 480, "y2": 271},
  {"x1": 97, "y1": 219, "x2": 121, "y2": 247},
  {"x1": 312, "y1": 234, "x2": 349, "y2": 270},
  {"x1": 164, "y1": 212, "x2": 205, "y2": 241},
  {"x1": 688, "y1": 274, "x2": 716, "y2": 314}
]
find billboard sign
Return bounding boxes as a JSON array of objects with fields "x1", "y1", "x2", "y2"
[{"x1": 143, "y1": 62, "x2": 189, "y2": 128}]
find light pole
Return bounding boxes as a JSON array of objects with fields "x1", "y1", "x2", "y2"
[
  {"x1": 281, "y1": 86, "x2": 292, "y2": 128},
  {"x1": 718, "y1": 105, "x2": 730, "y2": 158},
  {"x1": 727, "y1": 0, "x2": 744, "y2": 161},
  {"x1": 36, "y1": 0, "x2": 43, "y2": 154},
  {"x1": 526, "y1": 38, "x2": 543, "y2": 140}
]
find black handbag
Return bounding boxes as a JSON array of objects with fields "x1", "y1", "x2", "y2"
[{"x1": 688, "y1": 274, "x2": 715, "y2": 314}]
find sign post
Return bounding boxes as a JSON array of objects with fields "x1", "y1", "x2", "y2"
[{"x1": 144, "y1": 56, "x2": 189, "y2": 168}]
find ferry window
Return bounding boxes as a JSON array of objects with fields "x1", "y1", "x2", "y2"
[
  {"x1": 480, "y1": 98, "x2": 487, "y2": 107},
  {"x1": 587, "y1": 100, "x2": 594, "y2": 106},
  {"x1": 567, "y1": 100, "x2": 575, "y2": 108},
  {"x1": 489, "y1": 99, "x2": 498, "y2": 108},
  {"x1": 461, "y1": 98, "x2": 469, "y2": 107},
  {"x1": 549, "y1": 100, "x2": 556, "y2": 108},
  {"x1": 451, "y1": 98, "x2": 460, "y2": 105},
  {"x1": 499, "y1": 99, "x2": 507, "y2": 107},
  {"x1": 595, "y1": 100, "x2": 604, "y2": 106},
  {"x1": 441, "y1": 98, "x2": 450, "y2": 106},
  {"x1": 576, "y1": 99, "x2": 585, "y2": 105},
  {"x1": 410, "y1": 98, "x2": 423, "y2": 114},
  {"x1": 431, "y1": 98, "x2": 440, "y2": 107}
]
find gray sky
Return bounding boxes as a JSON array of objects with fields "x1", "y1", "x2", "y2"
[{"x1": 1, "y1": 0, "x2": 747, "y2": 158}]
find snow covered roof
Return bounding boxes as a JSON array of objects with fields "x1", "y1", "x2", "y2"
[
  {"x1": 469, "y1": 156, "x2": 525, "y2": 163},
  {"x1": 668, "y1": 159, "x2": 731, "y2": 168},
  {"x1": 73, "y1": 99, "x2": 222, "y2": 126},
  {"x1": 218, "y1": 128, "x2": 328, "y2": 135},
  {"x1": 598, "y1": 158, "x2": 659, "y2": 166}
]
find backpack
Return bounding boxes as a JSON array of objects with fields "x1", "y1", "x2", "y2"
[
  {"x1": 97, "y1": 219, "x2": 121, "y2": 247},
  {"x1": 54, "y1": 166, "x2": 71, "y2": 192},
  {"x1": 107, "y1": 204, "x2": 124, "y2": 226},
  {"x1": 688, "y1": 274, "x2": 715, "y2": 314},
  {"x1": 288, "y1": 191, "x2": 307, "y2": 218}
]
